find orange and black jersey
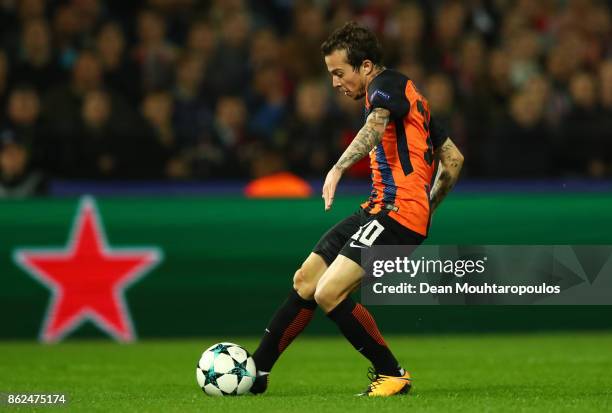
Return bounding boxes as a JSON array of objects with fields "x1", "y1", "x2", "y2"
[{"x1": 361, "y1": 69, "x2": 447, "y2": 237}]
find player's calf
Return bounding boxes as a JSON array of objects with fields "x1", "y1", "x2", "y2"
[
  {"x1": 252, "y1": 289, "x2": 316, "y2": 373},
  {"x1": 251, "y1": 288, "x2": 316, "y2": 395},
  {"x1": 251, "y1": 254, "x2": 327, "y2": 394}
]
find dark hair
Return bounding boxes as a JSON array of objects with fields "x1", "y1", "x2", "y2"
[{"x1": 321, "y1": 21, "x2": 383, "y2": 70}]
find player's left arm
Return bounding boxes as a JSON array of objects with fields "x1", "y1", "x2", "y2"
[
  {"x1": 430, "y1": 137, "x2": 464, "y2": 212},
  {"x1": 322, "y1": 107, "x2": 390, "y2": 210}
]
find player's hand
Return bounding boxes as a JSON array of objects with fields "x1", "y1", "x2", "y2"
[{"x1": 322, "y1": 165, "x2": 343, "y2": 211}]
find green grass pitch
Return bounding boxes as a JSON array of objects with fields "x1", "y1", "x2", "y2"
[{"x1": 1, "y1": 333, "x2": 611, "y2": 412}]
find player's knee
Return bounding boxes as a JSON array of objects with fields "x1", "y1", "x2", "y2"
[
  {"x1": 313, "y1": 285, "x2": 340, "y2": 312},
  {"x1": 293, "y1": 267, "x2": 316, "y2": 300}
]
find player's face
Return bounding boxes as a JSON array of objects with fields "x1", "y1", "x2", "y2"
[{"x1": 324, "y1": 49, "x2": 367, "y2": 100}]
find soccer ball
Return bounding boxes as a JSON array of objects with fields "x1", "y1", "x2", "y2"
[{"x1": 196, "y1": 342, "x2": 256, "y2": 396}]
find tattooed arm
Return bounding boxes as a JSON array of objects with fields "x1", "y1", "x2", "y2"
[
  {"x1": 334, "y1": 107, "x2": 390, "y2": 172},
  {"x1": 430, "y1": 137, "x2": 464, "y2": 212},
  {"x1": 322, "y1": 108, "x2": 390, "y2": 210}
]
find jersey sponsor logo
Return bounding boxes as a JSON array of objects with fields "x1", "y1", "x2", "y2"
[
  {"x1": 13, "y1": 196, "x2": 163, "y2": 343},
  {"x1": 349, "y1": 241, "x2": 368, "y2": 249}
]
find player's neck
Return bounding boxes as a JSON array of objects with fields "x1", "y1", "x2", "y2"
[{"x1": 366, "y1": 65, "x2": 386, "y2": 87}]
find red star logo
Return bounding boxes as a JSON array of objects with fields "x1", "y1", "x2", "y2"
[{"x1": 13, "y1": 197, "x2": 163, "y2": 342}]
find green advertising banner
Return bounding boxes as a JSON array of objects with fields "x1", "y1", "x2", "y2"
[{"x1": 2, "y1": 194, "x2": 612, "y2": 341}]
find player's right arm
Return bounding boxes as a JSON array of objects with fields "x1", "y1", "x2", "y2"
[
  {"x1": 430, "y1": 137, "x2": 464, "y2": 212},
  {"x1": 322, "y1": 107, "x2": 390, "y2": 210}
]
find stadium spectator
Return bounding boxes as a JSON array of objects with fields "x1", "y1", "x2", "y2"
[
  {"x1": 485, "y1": 90, "x2": 552, "y2": 178},
  {"x1": 600, "y1": 60, "x2": 612, "y2": 113},
  {"x1": 5, "y1": 86, "x2": 43, "y2": 165},
  {"x1": 385, "y1": 3, "x2": 426, "y2": 68},
  {"x1": 281, "y1": 80, "x2": 339, "y2": 177},
  {"x1": 172, "y1": 53, "x2": 213, "y2": 149},
  {"x1": 249, "y1": 29, "x2": 282, "y2": 70},
  {"x1": 563, "y1": 72, "x2": 608, "y2": 177},
  {"x1": 246, "y1": 65, "x2": 288, "y2": 142},
  {"x1": 283, "y1": 3, "x2": 326, "y2": 82},
  {"x1": 52, "y1": 4, "x2": 83, "y2": 70},
  {"x1": 0, "y1": 0, "x2": 46, "y2": 55},
  {"x1": 208, "y1": 0, "x2": 245, "y2": 23},
  {"x1": 140, "y1": 90, "x2": 187, "y2": 179},
  {"x1": 507, "y1": 29, "x2": 542, "y2": 89},
  {"x1": 18, "y1": 0, "x2": 46, "y2": 21},
  {"x1": 599, "y1": 60, "x2": 612, "y2": 175},
  {"x1": 186, "y1": 20, "x2": 217, "y2": 62},
  {"x1": 76, "y1": 90, "x2": 122, "y2": 179},
  {"x1": 72, "y1": 0, "x2": 105, "y2": 41},
  {"x1": 487, "y1": 48, "x2": 513, "y2": 106},
  {"x1": 424, "y1": 73, "x2": 465, "y2": 156},
  {"x1": 0, "y1": 50, "x2": 8, "y2": 110},
  {"x1": 328, "y1": 1, "x2": 355, "y2": 34},
  {"x1": 142, "y1": 90, "x2": 175, "y2": 149},
  {"x1": 456, "y1": 34, "x2": 488, "y2": 99},
  {"x1": 395, "y1": 58, "x2": 426, "y2": 89},
  {"x1": 358, "y1": 0, "x2": 399, "y2": 35},
  {"x1": 425, "y1": 73, "x2": 456, "y2": 126},
  {"x1": 96, "y1": 21, "x2": 140, "y2": 104},
  {"x1": 12, "y1": 18, "x2": 63, "y2": 93},
  {"x1": 207, "y1": 10, "x2": 251, "y2": 99},
  {"x1": 431, "y1": 1, "x2": 466, "y2": 73},
  {"x1": 188, "y1": 94, "x2": 251, "y2": 179},
  {"x1": 42, "y1": 51, "x2": 137, "y2": 176},
  {"x1": 0, "y1": 0, "x2": 610, "y2": 184},
  {"x1": 0, "y1": 128, "x2": 46, "y2": 197},
  {"x1": 133, "y1": 8, "x2": 177, "y2": 93},
  {"x1": 42, "y1": 51, "x2": 104, "y2": 152},
  {"x1": 524, "y1": 75, "x2": 554, "y2": 125}
]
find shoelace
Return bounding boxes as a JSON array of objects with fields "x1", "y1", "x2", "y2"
[{"x1": 366, "y1": 367, "x2": 383, "y2": 392}]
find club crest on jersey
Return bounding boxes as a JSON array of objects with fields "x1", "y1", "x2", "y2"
[{"x1": 371, "y1": 89, "x2": 391, "y2": 101}]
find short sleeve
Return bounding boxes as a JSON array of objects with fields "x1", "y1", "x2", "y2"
[
  {"x1": 429, "y1": 115, "x2": 448, "y2": 149},
  {"x1": 368, "y1": 72, "x2": 410, "y2": 119}
]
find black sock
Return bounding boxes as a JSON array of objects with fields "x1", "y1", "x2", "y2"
[
  {"x1": 327, "y1": 297, "x2": 401, "y2": 376},
  {"x1": 252, "y1": 289, "x2": 316, "y2": 372}
]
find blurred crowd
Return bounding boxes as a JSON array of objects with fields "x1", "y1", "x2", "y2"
[{"x1": 0, "y1": 0, "x2": 611, "y2": 196}]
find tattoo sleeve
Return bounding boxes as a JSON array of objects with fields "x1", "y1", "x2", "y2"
[
  {"x1": 334, "y1": 108, "x2": 390, "y2": 172},
  {"x1": 430, "y1": 138, "x2": 464, "y2": 211}
]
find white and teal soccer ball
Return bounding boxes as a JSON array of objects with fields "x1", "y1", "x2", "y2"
[{"x1": 196, "y1": 342, "x2": 256, "y2": 396}]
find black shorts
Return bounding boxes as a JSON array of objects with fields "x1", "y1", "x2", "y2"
[{"x1": 313, "y1": 208, "x2": 425, "y2": 267}]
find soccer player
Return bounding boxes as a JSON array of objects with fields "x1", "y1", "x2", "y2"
[{"x1": 251, "y1": 21, "x2": 464, "y2": 396}]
